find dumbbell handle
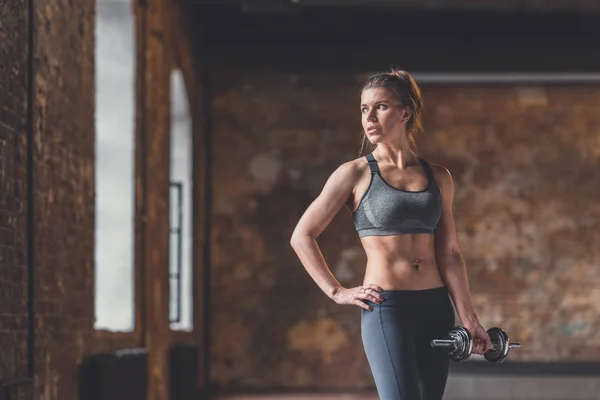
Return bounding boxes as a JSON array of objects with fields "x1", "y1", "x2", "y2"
[
  {"x1": 490, "y1": 341, "x2": 521, "y2": 351},
  {"x1": 431, "y1": 339, "x2": 455, "y2": 348},
  {"x1": 433, "y1": 339, "x2": 522, "y2": 351},
  {"x1": 507, "y1": 342, "x2": 521, "y2": 349}
]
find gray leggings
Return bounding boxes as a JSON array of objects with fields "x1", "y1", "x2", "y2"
[{"x1": 361, "y1": 287, "x2": 455, "y2": 400}]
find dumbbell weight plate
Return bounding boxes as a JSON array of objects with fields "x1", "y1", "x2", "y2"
[
  {"x1": 448, "y1": 327, "x2": 473, "y2": 362},
  {"x1": 484, "y1": 327, "x2": 510, "y2": 363}
]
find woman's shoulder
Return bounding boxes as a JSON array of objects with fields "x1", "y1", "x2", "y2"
[
  {"x1": 337, "y1": 155, "x2": 371, "y2": 175},
  {"x1": 421, "y1": 158, "x2": 453, "y2": 187},
  {"x1": 327, "y1": 155, "x2": 371, "y2": 184}
]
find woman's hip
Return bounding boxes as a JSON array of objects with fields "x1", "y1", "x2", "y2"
[{"x1": 361, "y1": 286, "x2": 455, "y2": 333}]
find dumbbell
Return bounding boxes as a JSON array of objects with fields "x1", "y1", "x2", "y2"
[
  {"x1": 430, "y1": 326, "x2": 521, "y2": 363},
  {"x1": 484, "y1": 327, "x2": 522, "y2": 363},
  {"x1": 430, "y1": 326, "x2": 473, "y2": 362}
]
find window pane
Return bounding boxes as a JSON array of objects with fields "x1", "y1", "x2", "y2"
[
  {"x1": 169, "y1": 69, "x2": 193, "y2": 331},
  {"x1": 94, "y1": 0, "x2": 135, "y2": 332}
]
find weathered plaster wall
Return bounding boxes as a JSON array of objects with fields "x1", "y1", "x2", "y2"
[{"x1": 209, "y1": 70, "x2": 600, "y2": 389}]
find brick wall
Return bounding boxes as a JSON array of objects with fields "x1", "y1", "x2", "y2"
[
  {"x1": 2, "y1": 1, "x2": 186, "y2": 398},
  {"x1": 32, "y1": 0, "x2": 97, "y2": 398},
  {"x1": 0, "y1": 1, "x2": 105, "y2": 398},
  {"x1": 0, "y1": 0, "x2": 30, "y2": 392},
  {"x1": 209, "y1": 70, "x2": 600, "y2": 389}
]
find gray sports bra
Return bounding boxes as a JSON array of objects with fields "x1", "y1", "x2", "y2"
[{"x1": 352, "y1": 153, "x2": 442, "y2": 238}]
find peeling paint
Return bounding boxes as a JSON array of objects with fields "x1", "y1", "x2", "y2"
[
  {"x1": 214, "y1": 316, "x2": 251, "y2": 356},
  {"x1": 334, "y1": 248, "x2": 364, "y2": 283},
  {"x1": 288, "y1": 318, "x2": 348, "y2": 363},
  {"x1": 293, "y1": 367, "x2": 313, "y2": 386},
  {"x1": 249, "y1": 152, "x2": 282, "y2": 190},
  {"x1": 287, "y1": 168, "x2": 302, "y2": 180},
  {"x1": 515, "y1": 87, "x2": 549, "y2": 107}
]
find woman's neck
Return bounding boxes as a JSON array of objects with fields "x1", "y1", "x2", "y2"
[{"x1": 374, "y1": 135, "x2": 417, "y2": 169}]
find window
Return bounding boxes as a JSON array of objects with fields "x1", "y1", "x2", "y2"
[
  {"x1": 94, "y1": 0, "x2": 136, "y2": 332},
  {"x1": 169, "y1": 69, "x2": 193, "y2": 331}
]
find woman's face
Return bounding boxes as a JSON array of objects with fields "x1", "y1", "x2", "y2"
[{"x1": 360, "y1": 87, "x2": 409, "y2": 145}]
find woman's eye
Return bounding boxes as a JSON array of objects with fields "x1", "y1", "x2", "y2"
[
  {"x1": 361, "y1": 108, "x2": 368, "y2": 113},
  {"x1": 377, "y1": 104, "x2": 387, "y2": 109}
]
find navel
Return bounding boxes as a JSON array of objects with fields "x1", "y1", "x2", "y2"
[{"x1": 412, "y1": 258, "x2": 420, "y2": 271}]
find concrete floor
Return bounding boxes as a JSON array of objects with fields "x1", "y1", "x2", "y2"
[
  {"x1": 217, "y1": 396, "x2": 376, "y2": 400},
  {"x1": 216, "y1": 374, "x2": 600, "y2": 400}
]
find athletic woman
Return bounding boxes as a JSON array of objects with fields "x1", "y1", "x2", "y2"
[{"x1": 290, "y1": 69, "x2": 492, "y2": 400}]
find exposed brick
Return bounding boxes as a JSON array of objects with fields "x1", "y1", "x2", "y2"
[
  {"x1": 3, "y1": 0, "x2": 140, "y2": 399},
  {"x1": 31, "y1": 0, "x2": 97, "y2": 397},
  {"x1": 3, "y1": 0, "x2": 600, "y2": 397},
  {"x1": 0, "y1": 0, "x2": 30, "y2": 391},
  {"x1": 210, "y1": 71, "x2": 600, "y2": 388}
]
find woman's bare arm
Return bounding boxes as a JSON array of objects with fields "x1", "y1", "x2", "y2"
[
  {"x1": 290, "y1": 162, "x2": 383, "y2": 308},
  {"x1": 433, "y1": 165, "x2": 492, "y2": 354},
  {"x1": 433, "y1": 166, "x2": 478, "y2": 322}
]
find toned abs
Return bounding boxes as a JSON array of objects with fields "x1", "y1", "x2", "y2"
[{"x1": 360, "y1": 233, "x2": 445, "y2": 290}]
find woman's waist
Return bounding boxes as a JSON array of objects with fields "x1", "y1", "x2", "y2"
[
  {"x1": 363, "y1": 256, "x2": 444, "y2": 291},
  {"x1": 361, "y1": 234, "x2": 436, "y2": 262},
  {"x1": 364, "y1": 254, "x2": 438, "y2": 269},
  {"x1": 363, "y1": 286, "x2": 451, "y2": 310},
  {"x1": 378, "y1": 286, "x2": 448, "y2": 299}
]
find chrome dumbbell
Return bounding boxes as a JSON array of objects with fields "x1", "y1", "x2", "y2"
[
  {"x1": 430, "y1": 326, "x2": 473, "y2": 362},
  {"x1": 484, "y1": 327, "x2": 521, "y2": 363},
  {"x1": 430, "y1": 326, "x2": 521, "y2": 363}
]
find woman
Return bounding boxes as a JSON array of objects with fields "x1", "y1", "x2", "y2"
[{"x1": 290, "y1": 69, "x2": 492, "y2": 400}]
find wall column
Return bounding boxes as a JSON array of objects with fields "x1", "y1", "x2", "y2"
[{"x1": 134, "y1": 0, "x2": 173, "y2": 399}]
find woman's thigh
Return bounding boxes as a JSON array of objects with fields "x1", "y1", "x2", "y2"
[
  {"x1": 361, "y1": 300, "x2": 421, "y2": 400},
  {"x1": 414, "y1": 289, "x2": 456, "y2": 400}
]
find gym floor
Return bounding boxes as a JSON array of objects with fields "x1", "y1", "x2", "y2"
[
  {"x1": 215, "y1": 374, "x2": 600, "y2": 400},
  {"x1": 217, "y1": 396, "x2": 376, "y2": 400}
]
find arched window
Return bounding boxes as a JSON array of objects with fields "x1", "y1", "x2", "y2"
[{"x1": 169, "y1": 69, "x2": 193, "y2": 331}]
